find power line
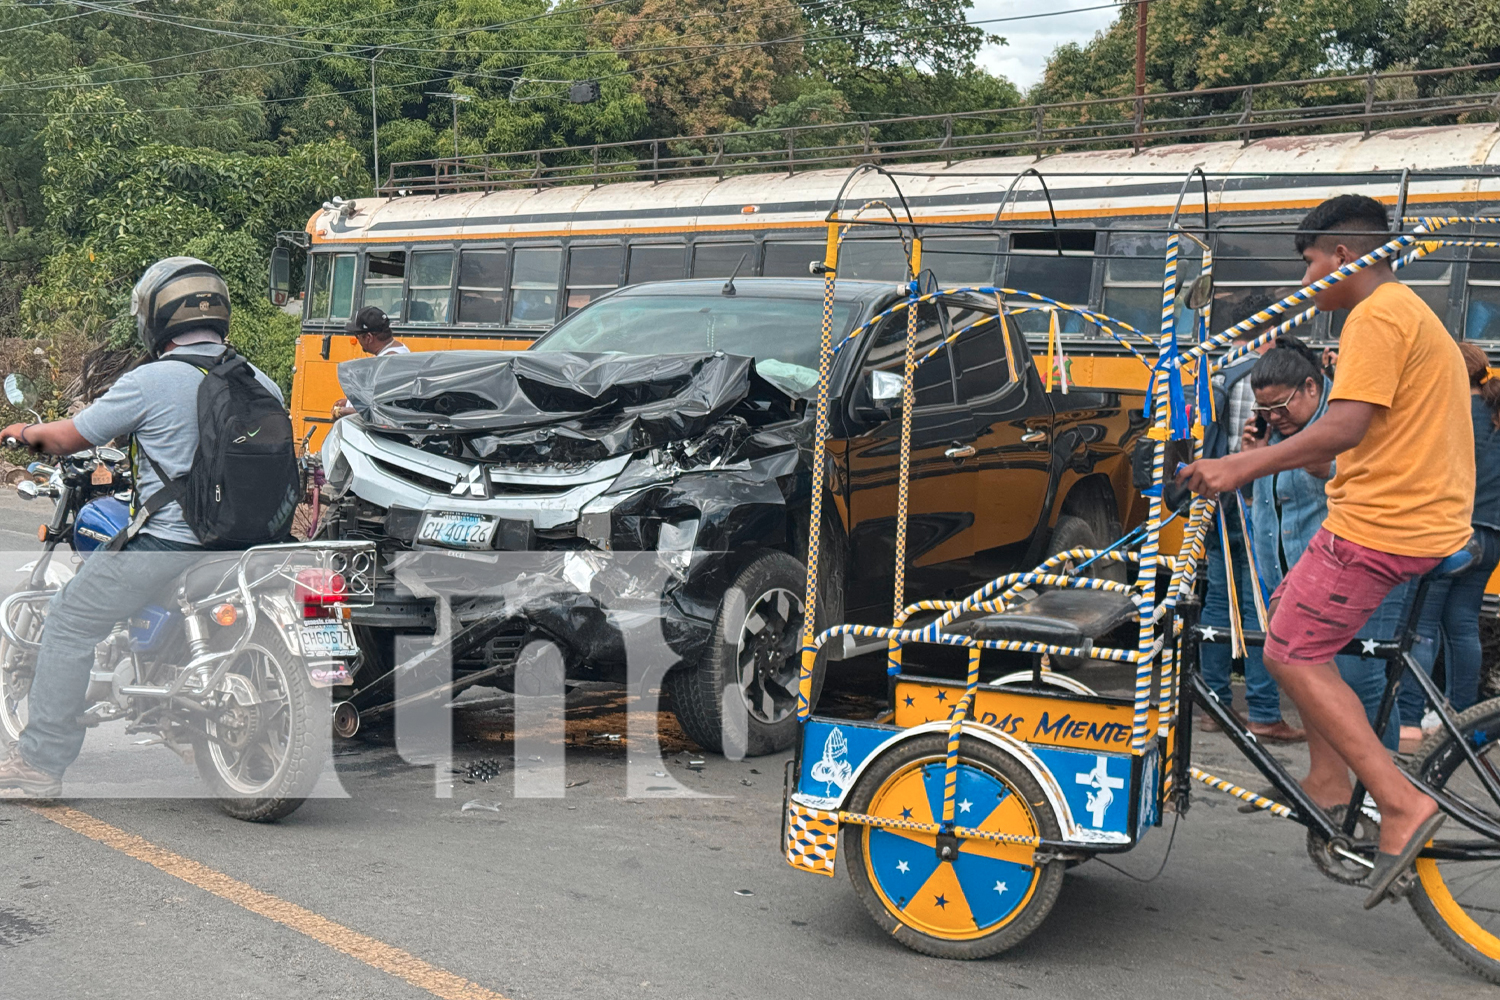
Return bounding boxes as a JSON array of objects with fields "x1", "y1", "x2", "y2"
[{"x1": 0, "y1": 0, "x2": 1155, "y2": 116}]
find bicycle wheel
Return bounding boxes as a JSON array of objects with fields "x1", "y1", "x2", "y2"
[
  {"x1": 1407, "y1": 696, "x2": 1500, "y2": 983},
  {"x1": 843, "y1": 733, "x2": 1064, "y2": 959}
]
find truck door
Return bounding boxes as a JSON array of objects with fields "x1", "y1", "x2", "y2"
[
  {"x1": 842, "y1": 300, "x2": 980, "y2": 616},
  {"x1": 948, "y1": 305, "x2": 1056, "y2": 589}
]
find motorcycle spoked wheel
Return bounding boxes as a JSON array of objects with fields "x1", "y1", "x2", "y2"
[
  {"x1": 0, "y1": 598, "x2": 45, "y2": 745},
  {"x1": 193, "y1": 622, "x2": 325, "y2": 822},
  {"x1": 843, "y1": 733, "x2": 1065, "y2": 959}
]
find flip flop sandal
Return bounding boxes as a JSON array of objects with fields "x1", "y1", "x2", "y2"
[{"x1": 1363, "y1": 810, "x2": 1446, "y2": 909}]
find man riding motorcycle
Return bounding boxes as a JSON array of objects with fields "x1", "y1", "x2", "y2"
[{"x1": 0, "y1": 257, "x2": 286, "y2": 797}]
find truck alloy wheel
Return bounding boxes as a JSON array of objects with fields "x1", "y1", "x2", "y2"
[{"x1": 667, "y1": 550, "x2": 826, "y2": 757}]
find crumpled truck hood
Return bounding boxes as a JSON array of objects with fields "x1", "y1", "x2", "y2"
[{"x1": 338, "y1": 350, "x2": 800, "y2": 462}]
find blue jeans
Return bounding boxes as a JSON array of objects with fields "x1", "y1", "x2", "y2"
[
  {"x1": 1201, "y1": 515, "x2": 1282, "y2": 723},
  {"x1": 1397, "y1": 525, "x2": 1500, "y2": 726},
  {"x1": 19, "y1": 534, "x2": 203, "y2": 777},
  {"x1": 1335, "y1": 577, "x2": 1428, "y2": 751}
]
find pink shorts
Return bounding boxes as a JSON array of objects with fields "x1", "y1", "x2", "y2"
[{"x1": 1264, "y1": 528, "x2": 1440, "y2": 667}]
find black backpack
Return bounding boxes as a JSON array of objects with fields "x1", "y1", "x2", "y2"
[{"x1": 118, "y1": 349, "x2": 299, "y2": 550}]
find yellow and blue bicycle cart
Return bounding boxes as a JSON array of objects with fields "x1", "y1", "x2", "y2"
[{"x1": 780, "y1": 168, "x2": 1500, "y2": 977}]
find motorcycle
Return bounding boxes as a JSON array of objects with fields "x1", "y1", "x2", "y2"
[{"x1": 0, "y1": 374, "x2": 375, "y2": 820}]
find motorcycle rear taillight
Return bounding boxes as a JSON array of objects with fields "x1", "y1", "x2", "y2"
[{"x1": 295, "y1": 567, "x2": 347, "y2": 619}]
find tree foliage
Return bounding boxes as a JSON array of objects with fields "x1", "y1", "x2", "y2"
[{"x1": 1034, "y1": 0, "x2": 1407, "y2": 105}]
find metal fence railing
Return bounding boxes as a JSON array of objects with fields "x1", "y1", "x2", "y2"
[{"x1": 378, "y1": 61, "x2": 1500, "y2": 196}]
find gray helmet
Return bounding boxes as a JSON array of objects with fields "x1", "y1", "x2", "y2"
[{"x1": 129, "y1": 256, "x2": 231, "y2": 355}]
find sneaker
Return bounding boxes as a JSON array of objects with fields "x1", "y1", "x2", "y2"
[{"x1": 0, "y1": 748, "x2": 61, "y2": 798}]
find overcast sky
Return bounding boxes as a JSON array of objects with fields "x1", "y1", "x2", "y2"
[{"x1": 969, "y1": 0, "x2": 1123, "y2": 92}]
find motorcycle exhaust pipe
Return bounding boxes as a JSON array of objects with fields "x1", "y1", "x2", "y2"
[{"x1": 332, "y1": 700, "x2": 360, "y2": 739}]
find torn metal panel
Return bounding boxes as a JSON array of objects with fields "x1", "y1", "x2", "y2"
[{"x1": 339, "y1": 350, "x2": 801, "y2": 463}]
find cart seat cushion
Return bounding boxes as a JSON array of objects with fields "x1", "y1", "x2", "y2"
[{"x1": 946, "y1": 588, "x2": 1138, "y2": 649}]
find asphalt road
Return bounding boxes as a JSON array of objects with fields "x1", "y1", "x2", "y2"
[{"x1": 0, "y1": 492, "x2": 1490, "y2": 999}]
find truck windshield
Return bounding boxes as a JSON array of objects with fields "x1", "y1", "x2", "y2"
[{"x1": 531, "y1": 294, "x2": 860, "y2": 394}]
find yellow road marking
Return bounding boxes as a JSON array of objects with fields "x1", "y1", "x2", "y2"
[{"x1": 23, "y1": 804, "x2": 509, "y2": 1000}]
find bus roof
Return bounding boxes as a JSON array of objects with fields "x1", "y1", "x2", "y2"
[{"x1": 309, "y1": 123, "x2": 1500, "y2": 246}]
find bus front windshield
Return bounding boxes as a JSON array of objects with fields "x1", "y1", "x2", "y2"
[{"x1": 531, "y1": 293, "x2": 860, "y2": 395}]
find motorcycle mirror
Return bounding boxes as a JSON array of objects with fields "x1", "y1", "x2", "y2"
[
  {"x1": 4, "y1": 372, "x2": 36, "y2": 408},
  {"x1": 1176, "y1": 273, "x2": 1214, "y2": 313},
  {"x1": 15, "y1": 480, "x2": 37, "y2": 501}
]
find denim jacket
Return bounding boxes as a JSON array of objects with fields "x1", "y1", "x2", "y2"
[{"x1": 1250, "y1": 376, "x2": 1334, "y2": 591}]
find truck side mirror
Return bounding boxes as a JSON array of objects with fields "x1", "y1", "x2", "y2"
[
  {"x1": 268, "y1": 247, "x2": 292, "y2": 307},
  {"x1": 869, "y1": 369, "x2": 903, "y2": 405},
  {"x1": 856, "y1": 369, "x2": 904, "y2": 424}
]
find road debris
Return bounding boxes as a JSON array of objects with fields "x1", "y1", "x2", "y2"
[{"x1": 460, "y1": 800, "x2": 502, "y2": 813}]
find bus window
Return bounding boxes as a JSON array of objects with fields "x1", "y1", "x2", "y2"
[
  {"x1": 1211, "y1": 227, "x2": 1303, "y2": 335},
  {"x1": 363, "y1": 250, "x2": 405, "y2": 319},
  {"x1": 510, "y1": 247, "x2": 562, "y2": 326},
  {"x1": 1003, "y1": 230, "x2": 1095, "y2": 335},
  {"x1": 692, "y1": 242, "x2": 756, "y2": 278},
  {"x1": 566, "y1": 245, "x2": 623, "y2": 314},
  {"x1": 763, "y1": 242, "x2": 823, "y2": 278},
  {"x1": 838, "y1": 239, "x2": 908, "y2": 281},
  {"x1": 458, "y1": 249, "x2": 508, "y2": 324},
  {"x1": 329, "y1": 253, "x2": 356, "y2": 320},
  {"x1": 1101, "y1": 231, "x2": 1198, "y2": 338},
  {"x1": 923, "y1": 237, "x2": 999, "y2": 288},
  {"x1": 308, "y1": 253, "x2": 332, "y2": 320},
  {"x1": 627, "y1": 244, "x2": 686, "y2": 284},
  {"x1": 407, "y1": 250, "x2": 454, "y2": 324}
]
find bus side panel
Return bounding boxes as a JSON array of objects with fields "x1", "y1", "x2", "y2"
[{"x1": 291, "y1": 332, "x2": 535, "y2": 449}]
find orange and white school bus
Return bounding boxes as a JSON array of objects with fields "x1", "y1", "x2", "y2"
[{"x1": 290, "y1": 121, "x2": 1500, "y2": 592}]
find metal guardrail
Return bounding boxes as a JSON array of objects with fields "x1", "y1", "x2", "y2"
[{"x1": 379, "y1": 61, "x2": 1500, "y2": 196}]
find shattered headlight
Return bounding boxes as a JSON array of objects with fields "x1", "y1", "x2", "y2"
[{"x1": 321, "y1": 420, "x2": 353, "y2": 494}]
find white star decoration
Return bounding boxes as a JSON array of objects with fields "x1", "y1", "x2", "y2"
[
  {"x1": 897, "y1": 860, "x2": 910, "y2": 874},
  {"x1": 994, "y1": 881, "x2": 1008, "y2": 894},
  {"x1": 1361, "y1": 639, "x2": 1379, "y2": 655},
  {"x1": 1199, "y1": 626, "x2": 1220, "y2": 642},
  {"x1": 958, "y1": 799, "x2": 973, "y2": 813}
]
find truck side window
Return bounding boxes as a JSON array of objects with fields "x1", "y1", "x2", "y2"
[
  {"x1": 864, "y1": 301, "x2": 955, "y2": 408},
  {"x1": 951, "y1": 305, "x2": 1013, "y2": 403}
]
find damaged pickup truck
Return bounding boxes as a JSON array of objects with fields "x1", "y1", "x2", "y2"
[{"x1": 318, "y1": 278, "x2": 1146, "y2": 755}]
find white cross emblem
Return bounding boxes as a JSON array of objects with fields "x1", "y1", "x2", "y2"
[{"x1": 1076, "y1": 756, "x2": 1125, "y2": 828}]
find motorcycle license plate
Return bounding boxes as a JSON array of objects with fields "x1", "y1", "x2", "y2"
[
  {"x1": 298, "y1": 621, "x2": 358, "y2": 658},
  {"x1": 417, "y1": 511, "x2": 497, "y2": 550}
]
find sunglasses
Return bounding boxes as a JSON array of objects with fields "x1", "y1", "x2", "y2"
[{"x1": 1250, "y1": 387, "x2": 1305, "y2": 418}]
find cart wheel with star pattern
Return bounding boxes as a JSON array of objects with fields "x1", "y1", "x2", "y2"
[{"x1": 844, "y1": 733, "x2": 1065, "y2": 959}]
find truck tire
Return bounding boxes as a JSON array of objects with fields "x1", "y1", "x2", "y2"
[{"x1": 668, "y1": 550, "x2": 827, "y2": 757}]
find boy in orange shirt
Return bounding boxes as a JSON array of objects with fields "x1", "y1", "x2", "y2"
[{"x1": 1179, "y1": 194, "x2": 1475, "y2": 907}]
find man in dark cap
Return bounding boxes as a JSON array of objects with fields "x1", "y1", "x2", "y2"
[
  {"x1": 346, "y1": 306, "x2": 408, "y2": 357},
  {"x1": 333, "y1": 307, "x2": 409, "y2": 416}
]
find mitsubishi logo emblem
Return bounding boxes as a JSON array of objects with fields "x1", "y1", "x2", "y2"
[{"x1": 450, "y1": 465, "x2": 489, "y2": 498}]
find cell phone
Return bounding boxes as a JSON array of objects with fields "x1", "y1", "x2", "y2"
[{"x1": 1254, "y1": 414, "x2": 1267, "y2": 438}]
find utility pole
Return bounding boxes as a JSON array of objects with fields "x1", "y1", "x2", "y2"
[
  {"x1": 426, "y1": 92, "x2": 472, "y2": 159},
  {"x1": 370, "y1": 48, "x2": 384, "y2": 195},
  {"x1": 1133, "y1": 0, "x2": 1148, "y2": 152}
]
